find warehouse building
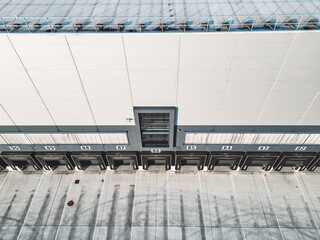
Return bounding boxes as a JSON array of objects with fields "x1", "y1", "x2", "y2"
[{"x1": 0, "y1": 0, "x2": 320, "y2": 239}]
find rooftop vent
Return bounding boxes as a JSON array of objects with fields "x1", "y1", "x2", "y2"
[
  {"x1": 33, "y1": 23, "x2": 41, "y2": 31},
  {"x1": 96, "y1": 23, "x2": 104, "y2": 31},
  {"x1": 74, "y1": 23, "x2": 82, "y2": 32},
  {"x1": 221, "y1": 22, "x2": 230, "y2": 31},
  {"x1": 156, "y1": 23, "x2": 168, "y2": 31},
  {"x1": 179, "y1": 23, "x2": 187, "y2": 31},
  {"x1": 160, "y1": 23, "x2": 167, "y2": 30},
  {"x1": 284, "y1": 19, "x2": 297, "y2": 29},
  {"x1": 304, "y1": 18, "x2": 318, "y2": 29},
  {"x1": 264, "y1": 21, "x2": 274, "y2": 30},
  {"x1": 201, "y1": 22, "x2": 208, "y2": 31},
  {"x1": 242, "y1": 21, "x2": 252, "y2": 30},
  {"x1": 117, "y1": 23, "x2": 124, "y2": 31},
  {"x1": 53, "y1": 23, "x2": 62, "y2": 31},
  {"x1": 137, "y1": 23, "x2": 145, "y2": 31},
  {"x1": 10, "y1": 23, "x2": 20, "y2": 31}
]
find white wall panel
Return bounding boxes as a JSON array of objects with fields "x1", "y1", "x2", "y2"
[
  {"x1": 256, "y1": 101, "x2": 310, "y2": 125},
  {"x1": 231, "y1": 56, "x2": 284, "y2": 69},
  {"x1": 228, "y1": 69, "x2": 279, "y2": 82},
  {"x1": 283, "y1": 56, "x2": 320, "y2": 69},
  {"x1": 267, "y1": 91, "x2": 316, "y2": 102},
  {"x1": 278, "y1": 69, "x2": 320, "y2": 81},
  {"x1": 222, "y1": 92, "x2": 270, "y2": 102},
  {"x1": 234, "y1": 42, "x2": 291, "y2": 57},
  {"x1": 180, "y1": 43, "x2": 235, "y2": 58},
  {"x1": 180, "y1": 57, "x2": 231, "y2": 70},
  {"x1": 289, "y1": 42, "x2": 320, "y2": 56},
  {"x1": 131, "y1": 81, "x2": 177, "y2": 106},
  {"x1": 224, "y1": 81, "x2": 273, "y2": 92},
  {"x1": 177, "y1": 34, "x2": 234, "y2": 125},
  {"x1": 0, "y1": 36, "x2": 55, "y2": 125},
  {"x1": 272, "y1": 81, "x2": 320, "y2": 92},
  {"x1": 0, "y1": 106, "x2": 14, "y2": 125},
  {"x1": 124, "y1": 35, "x2": 179, "y2": 107},
  {"x1": 179, "y1": 70, "x2": 229, "y2": 82},
  {"x1": 181, "y1": 34, "x2": 238, "y2": 44},
  {"x1": 295, "y1": 32, "x2": 320, "y2": 42},
  {"x1": 8, "y1": 35, "x2": 95, "y2": 125},
  {"x1": 66, "y1": 35, "x2": 133, "y2": 125},
  {"x1": 83, "y1": 81, "x2": 134, "y2": 125},
  {"x1": 177, "y1": 91, "x2": 221, "y2": 125},
  {"x1": 129, "y1": 70, "x2": 177, "y2": 82},
  {"x1": 236, "y1": 32, "x2": 295, "y2": 43},
  {"x1": 299, "y1": 99, "x2": 320, "y2": 125},
  {"x1": 0, "y1": 32, "x2": 319, "y2": 126},
  {"x1": 216, "y1": 101, "x2": 264, "y2": 125}
]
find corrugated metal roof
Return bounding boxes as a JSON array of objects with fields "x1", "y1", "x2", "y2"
[{"x1": 0, "y1": 0, "x2": 319, "y2": 32}]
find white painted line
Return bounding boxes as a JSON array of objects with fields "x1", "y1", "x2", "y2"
[
  {"x1": 129, "y1": 171, "x2": 138, "y2": 240},
  {"x1": 294, "y1": 173, "x2": 320, "y2": 236},
  {"x1": 167, "y1": 170, "x2": 170, "y2": 230},
  {"x1": 203, "y1": 171, "x2": 213, "y2": 229},
  {"x1": 92, "y1": 171, "x2": 108, "y2": 240},
  {"x1": 54, "y1": 172, "x2": 76, "y2": 240},
  {"x1": 198, "y1": 171, "x2": 208, "y2": 240},
  {"x1": 17, "y1": 172, "x2": 44, "y2": 240},
  {"x1": 261, "y1": 172, "x2": 284, "y2": 240},
  {"x1": 230, "y1": 172, "x2": 246, "y2": 240},
  {"x1": 255, "y1": 33, "x2": 298, "y2": 124},
  {"x1": 0, "y1": 173, "x2": 8, "y2": 191},
  {"x1": 175, "y1": 35, "x2": 182, "y2": 106}
]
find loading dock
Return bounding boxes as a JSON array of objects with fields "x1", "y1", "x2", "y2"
[
  {"x1": 35, "y1": 152, "x2": 75, "y2": 171},
  {"x1": 70, "y1": 152, "x2": 107, "y2": 170},
  {"x1": 207, "y1": 152, "x2": 244, "y2": 171},
  {"x1": 0, "y1": 152, "x2": 42, "y2": 171}
]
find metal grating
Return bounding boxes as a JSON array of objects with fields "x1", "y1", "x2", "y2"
[
  {"x1": 207, "y1": 133, "x2": 234, "y2": 144},
  {"x1": 1, "y1": 134, "x2": 31, "y2": 144},
  {"x1": 0, "y1": 133, "x2": 129, "y2": 145},
  {"x1": 185, "y1": 133, "x2": 320, "y2": 145},
  {"x1": 50, "y1": 134, "x2": 79, "y2": 144},
  {"x1": 0, "y1": 135, "x2": 7, "y2": 144},
  {"x1": 304, "y1": 134, "x2": 320, "y2": 145},
  {"x1": 254, "y1": 134, "x2": 285, "y2": 144},
  {"x1": 26, "y1": 134, "x2": 56, "y2": 144},
  {"x1": 100, "y1": 133, "x2": 128, "y2": 144},
  {"x1": 74, "y1": 134, "x2": 102, "y2": 144}
]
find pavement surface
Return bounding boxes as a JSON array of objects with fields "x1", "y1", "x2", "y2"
[{"x1": 0, "y1": 167, "x2": 319, "y2": 240}]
